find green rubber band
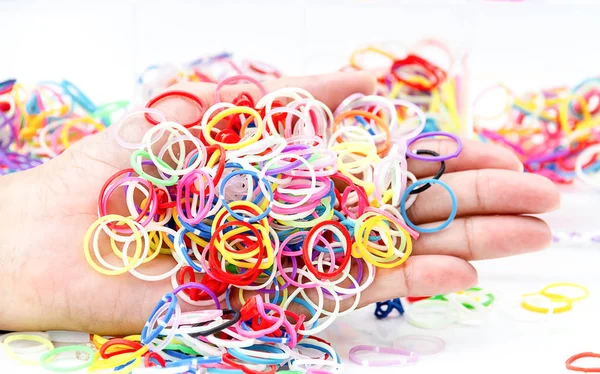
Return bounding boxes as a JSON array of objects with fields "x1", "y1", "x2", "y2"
[
  {"x1": 93, "y1": 100, "x2": 129, "y2": 126},
  {"x1": 131, "y1": 149, "x2": 179, "y2": 187},
  {"x1": 225, "y1": 263, "x2": 240, "y2": 274},
  {"x1": 164, "y1": 343, "x2": 200, "y2": 355},
  {"x1": 428, "y1": 288, "x2": 495, "y2": 310},
  {"x1": 40, "y1": 345, "x2": 95, "y2": 373}
]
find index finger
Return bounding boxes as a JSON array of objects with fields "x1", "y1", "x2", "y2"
[
  {"x1": 154, "y1": 71, "x2": 377, "y2": 125},
  {"x1": 408, "y1": 138, "x2": 524, "y2": 178}
]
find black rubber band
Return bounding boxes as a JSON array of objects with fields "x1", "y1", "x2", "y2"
[
  {"x1": 408, "y1": 149, "x2": 446, "y2": 195},
  {"x1": 189, "y1": 309, "x2": 241, "y2": 337}
]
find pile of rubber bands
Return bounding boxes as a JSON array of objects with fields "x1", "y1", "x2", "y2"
[
  {"x1": 0, "y1": 78, "x2": 128, "y2": 174},
  {"x1": 344, "y1": 39, "x2": 467, "y2": 136},
  {"x1": 473, "y1": 79, "x2": 600, "y2": 186},
  {"x1": 345, "y1": 40, "x2": 600, "y2": 188},
  {"x1": 0, "y1": 54, "x2": 281, "y2": 176},
  {"x1": 20, "y1": 70, "x2": 458, "y2": 374}
]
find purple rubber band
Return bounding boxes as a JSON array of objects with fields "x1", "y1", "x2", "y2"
[
  {"x1": 525, "y1": 148, "x2": 570, "y2": 164},
  {"x1": 173, "y1": 282, "x2": 221, "y2": 309},
  {"x1": 406, "y1": 131, "x2": 462, "y2": 162},
  {"x1": 261, "y1": 145, "x2": 312, "y2": 175}
]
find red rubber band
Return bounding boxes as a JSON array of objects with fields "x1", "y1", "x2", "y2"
[
  {"x1": 144, "y1": 351, "x2": 166, "y2": 368},
  {"x1": 177, "y1": 266, "x2": 200, "y2": 301},
  {"x1": 302, "y1": 220, "x2": 352, "y2": 280},
  {"x1": 566, "y1": 352, "x2": 600, "y2": 372},
  {"x1": 98, "y1": 168, "x2": 156, "y2": 230},
  {"x1": 406, "y1": 296, "x2": 431, "y2": 303},
  {"x1": 99, "y1": 339, "x2": 143, "y2": 359},
  {"x1": 207, "y1": 221, "x2": 265, "y2": 286},
  {"x1": 155, "y1": 189, "x2": 176, "y2": 215},
  {"x1": 391, "y1": 54, "x2": 446, "y2": 91},
  {"x1": 144, "y1": 90, "x2": 205, "y2": 128}
]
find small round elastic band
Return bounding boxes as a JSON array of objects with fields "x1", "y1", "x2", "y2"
[
  {"x1": 400, "y1": 178, "x2": 457, "y2": 233},
  {"x1": 348, "y1": 345, "x2": 418, "y2": 367}
]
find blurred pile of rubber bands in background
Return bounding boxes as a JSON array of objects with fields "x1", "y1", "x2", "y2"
[{"x1": 2, "y1": 38, "x2": 600, "y2": 188}]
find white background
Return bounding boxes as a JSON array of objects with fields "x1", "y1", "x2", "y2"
[{"x1": 2, "y1": 0, "x2": 600, "y2": 373}]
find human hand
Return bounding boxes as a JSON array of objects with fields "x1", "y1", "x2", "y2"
[{"x1": 0, "y1": 71, "x2": 560, "y2": 335}]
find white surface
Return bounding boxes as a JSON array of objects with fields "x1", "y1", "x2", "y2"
[{"x1": 2, "y1": 0, "x2": 600, "y2": 373}]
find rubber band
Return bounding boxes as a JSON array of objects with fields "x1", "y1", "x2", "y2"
[
  {"x1": 112, "y1": 109, "x2": 166, "y2": 149},
  {"x1": 566, "y1": 352, "x2": 600, "y2": 373},
  {"x1": 3, "y1": 334, "x2": 55, "y2": 366},
  {"x1": 39, "y1": 345, "x2": 95, "y2": 373},
  {"x1": 374, "y1": 298, "x2": 404, "y2": 319},
  {"x1": 406, "y1": 131, "x2": 462, "y2": 161},
  {"x1": 215, "y1": 75, "x2": 266, "y2": 103},
  {"x1": 400, "y1": 178, "x2": 457, "y2": 233},
  {"x1": 348, "y1": 345, "x2": 418, "y2": 367},
  {"x1": 145, "y1": 90, "x2": 205, "y2": 128},
  {"x1": 539, "y1": 282, "x2": 590, "y2": 302},
  {"x1": 84, "y1": 215, "x2": 145, "y2": 276},
  {"x1": 203, "y1": 107, "x2": 265, "y2": 150},
  {"x1": 407, "y1": 150, "x2": 446, "y2": 194},
  {"x1": 405, "y1": 299, "x2": 460, "y2": 329},
  {"x1": 520, "y1": 294, "x2": 573, "y2": 314}
]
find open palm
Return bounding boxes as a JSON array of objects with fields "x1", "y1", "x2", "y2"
[{"x1": 0, "y1": 72, "x2": 560, "y2": 335}]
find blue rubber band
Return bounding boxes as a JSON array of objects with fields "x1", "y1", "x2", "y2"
[
  {"x1": 141, "y1": 293, "x2": 177, "y2": 344},
  {"x1": 165, "y1": 355, "x2": 222, "y2": 368},
  {"x1": 400, "y1": 178, "x2": 457, "y2": 233},
  {"x1": 114, "y1": 358, "x2": 136, "y2": 371},
  {"x1": 60, "y1": 80, "x2": 96, "y2": 113},
  {"x1": 354, "y1": 116, "x2": 377, "y2": 136},
  {"x1": 175, "y1": 228, "x2": 204, "y2": 272},
  {"x1": 219, "y1": 168, "x2": 272, "y2": 223}
]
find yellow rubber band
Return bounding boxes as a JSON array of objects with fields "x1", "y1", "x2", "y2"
[
  {"x1": 83, "y1": 215, "x2": 143, "y2": 276},
  {"x1": 204, "y1": 107, "x2": 264, "y2": 150},
  {"x1": 111, "y1": 227, "x2": 162, "y2": 264},
  {"x1": 60, "y1": 116, "x2": 105, "y2": 148},
  {"x1": 520, "y1": 296, "x2": 573, "y2": 314},
  {"x1": 3, "y1": 334, "x2": 55, "y2": 366},
  {"x1": 212, "y1": 202, "x2": 274, "y2": 269},
  {"x1": 349, "y1": 46, "x2": 396, "y2": 70},
  {"x1": 90, "y1": 346, "x2": 148, "y2": 371},
  {"x1": 353, "y1": 214, "x2": 412, "y2": 268},
  {"x1": 539, "y1": 282, "x2": 590, "y2": 303}
]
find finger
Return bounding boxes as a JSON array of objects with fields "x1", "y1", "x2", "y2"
[
  {"x1": 413, "y1": 215, "x2": 552, "y2": 260},
  {"x1": 360, "y1": 255, "x2": 478, "y2": 305},
  {"x1": 406, "y1": 169, "x2": 561, "y2": 224},
  {"x1": 172, "y1": 70, "x2": 377, "y2": 110},
  {"x1": 408, "y1": 138, "x2": 523, "y2": 178}
]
